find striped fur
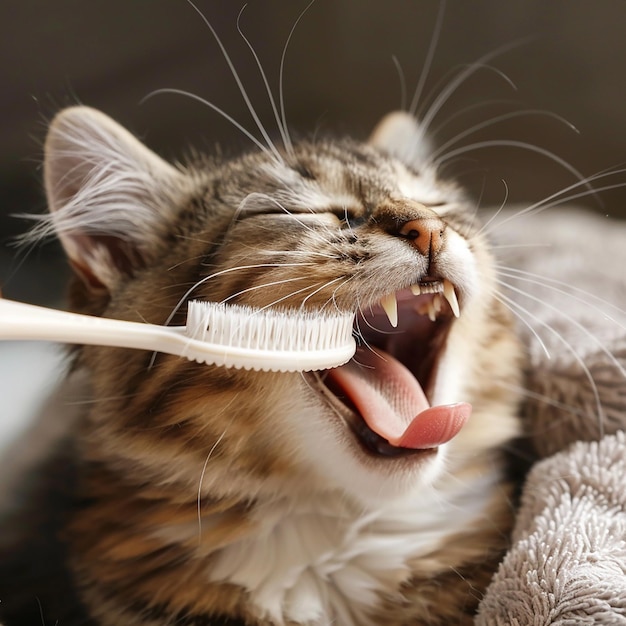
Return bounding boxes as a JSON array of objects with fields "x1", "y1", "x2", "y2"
[{"x1": 0, "y1": 108, "x2": 523, "y2": 625}]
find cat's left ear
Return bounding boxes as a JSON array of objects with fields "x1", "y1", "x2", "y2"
[
  {"x1": 44, "y1": 106, "x2": 186, "y2": 292},
  {"x1": 368, "y1": 111, "x2": 433, "y2": 168}
]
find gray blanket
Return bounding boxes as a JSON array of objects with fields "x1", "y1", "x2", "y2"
[{"x1": 477, "y1": 208, "x2": 626, "y2": 624}]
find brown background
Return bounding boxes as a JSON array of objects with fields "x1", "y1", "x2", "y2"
[{"x1": 2, "y1": 0, "x2": 626, "y2": 303}]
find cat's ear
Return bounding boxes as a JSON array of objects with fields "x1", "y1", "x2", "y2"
[
  {"x1": 369, "y1": 111, "x2": 433, "y2": 168},
  {"x1": 44, "y1": 106, "x2": 185, "y2": 292}
]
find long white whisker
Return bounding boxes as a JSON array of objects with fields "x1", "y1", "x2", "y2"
[
  {"x1": 140, "y1": 88, "x2": 272, "y2": 159},
  {"x1": 408, "y1": 0, "x2": 446, "y2": 115},
  {"x1": 222, "y1": 276, "x2": 310, "y2": 303},
  {"x1": 418, "y1": 66, "x2": 518, "y2": 138},
  {"x1": 429, "y1": 98, "x2": 523, "y2": 139},
  {"x1": 518, "y1": 168, "x2": 626, "y2": 211},
  {"x1": 165, "y1": 262, "x2": 315, "y2": 325},
  {"x1": 353, "y1": 305, "x2": 389, "y2": 360},
  {"x1": 279, "y1": 0, "x2": 316, "y2": 155},
  {"x1": 496, "y1": 264, "x2": 626, "y2": 321},
  {"x1": 237, "y1": 4, "x2": 292, "y2": 156},
  {"x1": 197, "y1": 426, "x2": 230, "y2": 543},
  {"x1": 328, "y1": 275, "x2": 356, "y2": 313},
  {"x1": 433, "y1": 139, "x2": 590, "y2": 191},
  {"x1": 493, "y1": 291, "x2": 550, "y2": 360},
  {"x1": 498, "y1": 381, "x2": 587, "y2": 420},
  {"x1": 490, "y1": 243, "x2": 552, "y2": 250},
  {"x1": 499, "y1": 277, "x2": 626, "y2": 378},
  {"x1": 185, "y1": 0, "x2": 283, "y2": 162},
  {"x1": 256, "y1": 249, "x2": 339, "y2": 260},
  {"x1": 391, "y1": 55, "x2": 408, "y2": 111},
  {"x1": 300, "y1": 276, "x2": 346, "y2": 310},
  {"x1": 495, "y1": 287, "x2": 605, "y2": 433},
  {"x1": 237, "y1": 194, "x2": 342, "y2": 259},
  {"x1": 255, "y1": 282, "x2": 327, "y2": 312},
  {"x1": 430, "y1": 109, "x2": 578, "y2": 162},
  {"x1": 416, "y1": 38, "x2": 528, "y2": 139},
  {"x1": 485, "y1": 176, "x2": 626, "y2": 233},
  {"x1": 237, "y1": 193, "x2": 318, "y2": 232},
  {"x1": 473, "y1": 178, "x2": 509, "y2": 237}
]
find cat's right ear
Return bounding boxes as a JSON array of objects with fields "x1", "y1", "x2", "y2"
[
  {"x1": 44, "y1": 106, "x2": 186, "y2": 293},
  {"x1": 369, "y1": 111, "x2": 433, "y2": 169}
]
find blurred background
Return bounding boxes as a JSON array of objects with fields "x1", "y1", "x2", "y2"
[{"x1": 2, "y1": 0, "x2": 626, "y2": 304}]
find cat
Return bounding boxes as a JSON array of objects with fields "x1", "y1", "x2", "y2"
[{"x1": 0, "y1": 98, "x2": 524, "y2": 625}]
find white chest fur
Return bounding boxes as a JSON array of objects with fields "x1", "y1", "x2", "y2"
[{"x1": 207, "y1": 470, "x2": 496, "y2": 626}]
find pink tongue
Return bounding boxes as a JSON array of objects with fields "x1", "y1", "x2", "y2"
[{"x1": 328, "y1": 347, "x2": 471, "y2": 449}]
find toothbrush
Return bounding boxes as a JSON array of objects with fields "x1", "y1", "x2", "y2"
[{"x1": 0, "y1": 298, "x2": 356, "y2": 372}]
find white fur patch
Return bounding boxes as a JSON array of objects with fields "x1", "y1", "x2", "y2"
[{"x1": 207, "y1": 471, "x2": 497, "y2": 625}]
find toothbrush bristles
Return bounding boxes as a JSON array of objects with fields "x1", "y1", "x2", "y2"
[{"x1": 184, "y1": 300, "x2": 356, "y2": 371}]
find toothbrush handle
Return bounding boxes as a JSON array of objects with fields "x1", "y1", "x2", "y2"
[
  {"x1": 0, "y1": 298, "x2": 179, "y2": 352},
  {"x1": 0, "y1": 298, "x2": 357, "y2": 372}
]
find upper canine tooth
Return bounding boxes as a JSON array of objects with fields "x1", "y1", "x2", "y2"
[
  {"x1": 443, "y1": 279, "x2": 460, "y2": 318},
  {"x1": 380, "y1": 292, "x2": 398, "y2": 327},
  {"x1": 410, "y1": 284, "x2": 421, "y2": 295}
]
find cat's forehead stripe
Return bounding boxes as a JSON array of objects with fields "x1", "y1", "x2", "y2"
[{"x1": 259, "y1": 153, "x2": 448, "y2": 214}]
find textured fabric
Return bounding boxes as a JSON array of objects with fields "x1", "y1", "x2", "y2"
[
  {"x1": 477, "y1": 433, "x2": 626, "y2": 625},
  {"x1": 477, "y1": 208, "x2": 626, "y2": 624}
]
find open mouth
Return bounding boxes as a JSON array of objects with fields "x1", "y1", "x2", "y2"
[{"x1": 311, "y1": 279, "x2": 471, "y2": 458}]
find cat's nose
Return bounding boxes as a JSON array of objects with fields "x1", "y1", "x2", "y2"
[{"x1": 399, "y1": 211, "x2": 445, "y2": 257}]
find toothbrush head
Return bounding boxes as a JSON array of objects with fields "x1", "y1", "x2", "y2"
[{"x1": 183, "y1": 300, "x2": 357, "y2": 372}]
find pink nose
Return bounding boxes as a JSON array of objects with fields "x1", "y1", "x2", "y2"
[{"x1": 399, "y1": 215, "x2": 445, "y2": 257}]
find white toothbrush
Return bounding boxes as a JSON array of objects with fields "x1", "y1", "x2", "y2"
[{"x1": 0, "y1": 298, "x2": 356, "y2": 372}]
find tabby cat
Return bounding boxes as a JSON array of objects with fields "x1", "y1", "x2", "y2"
[{"x1": 0, "y1": 104, "x2": 523, "y2": 625}]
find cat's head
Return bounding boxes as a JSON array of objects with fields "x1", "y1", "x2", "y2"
[{"x1": 42, "y1": 106, "x2": 522, "y2": 507}]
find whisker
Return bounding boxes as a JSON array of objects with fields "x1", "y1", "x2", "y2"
[
  {"x1": 473, "y1": 178, "x2": 509, "y2": 238},
  {"x1": 408, "y1": 0, "x2": 446, "y2": 115},
  {"x1": 222, "y1": 276, "x2": 310, "y2": 303},
  {"x1": 165, "y1": 262, "x2": 316, "y2": 325},
  {"x1": 499, "y1": 277, "x2": 626, "y2": 378},
  {"x1": 433, "y1": 140, "x2": 588, "y2": 189},
  {"x1": 235, "y1": 193, "x2": 318, "y2": 231},
  {"x1": 489, "y1": 243, "x2": 552, "y2": 250},
  {"x1": 465, "y1": 173, "x2": 489, "y2": 233},
  {"x1": 184, "y1": 0, "x2": 283, "y2": 162},
  {"x1": 300, "y1": 276, "x2": 346, "y2": 310},
  {"x1": 391, "y1": 55, "x2": 408, "y2": 112},
  {"x1": 255, "y1": 249, "x2": 339, "y2": 260},
  {"x1": 141, "y1": 88, "x2": 273, "y2": 160},
  {"x1": 430, "y1": 109, "x2": 579, "y2": 162},
  {"x1": 356, "y1": 304, "x2": 400, "y2": 339},
  {"x1": 254, "y1": 282, "x2": 327, "y2": 312},
  {"x1": 498, "y1": 380, "x2": 587, "y2": 421},
  {"x1": 197, "y1": 425, "x2": 230, "y2": 543},
  {"x1": 495, "y1": 264, "x2": 626, "y2": 321},
  {"x1": 493, "y1": 291, "x2": 550, "y2": 360},
  {"x1": 166, "y1": 254, "x2": 211, "y2": 272},
  {"x1": 416, "y1": 38, "x2": 529, "y2": 139},
  {"x1": 328, "y1": 275, "x2": 356, "y2": 313},
  {"x1": 353, "y1": 305, "x2": 388, "y2": 361},
  {"x1": 494, "y1": 287, "x2": 604, "y2": 433},
  {"x1": 279, "y1": 0, "x2": 316, "y2": 157},
  {"x1": 484, "y1": 174, "x2": 626, "y2": 233},
  {"x1": 430, "y1": 98, "x2": 526, "y2": 139},
  {"x1": 236, "y1": 4, "x2": 292, "y2": 157}
]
